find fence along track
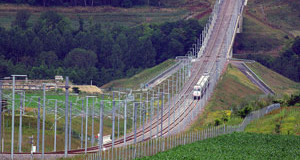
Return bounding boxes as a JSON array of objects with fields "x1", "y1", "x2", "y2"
[{"x1": 86, "y1": 103, "x2": 281, "y2": 160}]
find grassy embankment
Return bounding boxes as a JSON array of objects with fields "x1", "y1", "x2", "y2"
[
  {"x1": 234, "y1": 14, "x2": 288, "y2": 57},
  {"x1": 189, "y1": 64, "x2": 263, "y2": 131},
  {"x1": 137, "y1": 132, "x2": 300, "y2": 160},
  {"x1": 245, "y1": 107, "x2": 300, "y2": 135},
  {"x1": 189, "y1": 61, "x2": 300, "y2": 131},
  {"x1": 101, "y1": 59, "x2": 176, "y2": 90},
  {"x1": 246, "y1": 62, "x2": 300, "y2": 95}
]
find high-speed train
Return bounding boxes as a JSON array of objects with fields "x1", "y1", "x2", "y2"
[{"x1": 193, "y1": 74, "x2": 210, "y2": 100}]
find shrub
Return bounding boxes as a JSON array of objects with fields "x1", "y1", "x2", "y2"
[
  {"x1": 214, "y1": 119, "x2": 222, "y2": 126},
  {"x1": 221, "y1": 110, "x2": 231, "y2": 122},
  {"x1": 275, "y1": 124, "x2": 281, "y2": 134},
  {"x1": 72, "y1": 87, "x2": 81, "y2": 93},
  {"x1": 238, "y1": 105, "x2": 253, "y2": 118},
  {"x1": 287, "y1": 93, "x2": 300, "y2": 106}
]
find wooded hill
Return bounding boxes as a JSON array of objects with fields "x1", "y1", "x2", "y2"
[{"x1": 0, "y1": 10, "x2": 203, "y2": 85}]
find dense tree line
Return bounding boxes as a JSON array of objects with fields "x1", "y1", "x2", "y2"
[
  {"x1": 0, "y1": 0, "x2": 161, "y2": 7},
  {"x1": 244, "y1": 37, "x2": 300, "y2": 82},
  {"x1": 0, "y1": 10, "x2": 203, "y2": 86}
]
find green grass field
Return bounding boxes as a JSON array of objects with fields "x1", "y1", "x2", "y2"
[
  {"x1": 1, "y1": 112, "x2": 132, "y2": 153},
  {"x1": 101, "y1": 59, "x2": 176, "y2": 90},
  {"x1": 137, "y1": 132, "x2": 300, "y2": 160},
  {"x1": 246, "y1": 62, "x2": 300, "y2": 95},
  {"x1": 1, "y1": 89, "x2": 116, "y2": 112},
  {"x1": 245, "y1": 107, "x2": 300, "y2": 135}
]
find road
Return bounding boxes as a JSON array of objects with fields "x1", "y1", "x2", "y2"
[
  {"x1": 231, "y1": 60, "x2": 274, "y2": 95},
  {"x1": 145, "y1": 61, "x2": 182, "y2": 89}
]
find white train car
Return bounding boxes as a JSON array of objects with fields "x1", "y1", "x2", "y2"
[{"x1": 193, "y1": 74, "x2": 210, "y2": 100}]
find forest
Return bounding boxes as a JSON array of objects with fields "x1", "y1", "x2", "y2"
[
  {"x1": 0, "y1": 0, "x2": 162, "y2": 7},
  {"x1": 0, "y1": 10, "x2": 203, "y2": 85}
]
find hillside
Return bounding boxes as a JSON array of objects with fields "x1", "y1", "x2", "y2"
[
  {"x1": 246, "y1": 62, "x2": 300, "y2": 94},
  {"x1": 234, "y1": 0, "x2": 300, "y2": 57},
  {"x1": 101, "y1": 59, "x2": 176, "y2": 90},
  {"x1": 246, "y1": 0, "x2": 300, "y2": 37},
  {"x1": 245, "y1": 107, "x2": 300, "y2": 135},
  {"x1": 190, "y1": 61, "x2": 300, "y2": 131},
  {"x1": 0, "y1": 4, "x2": 188, "y2": 29},
  {"x1": 137, "y1": 132, "x2": 300, "y2": 160},
  {"x1": 233, "y1": 0, "x2": 300, "y2": 83},
  {"x1": 203, "y1": 63, "x2": 263, "y2": 111},
  {"x1": 234, "y1": 15, "x2": 288, "y2": 57}
]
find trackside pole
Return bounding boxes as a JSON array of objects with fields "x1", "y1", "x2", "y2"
[
  {"x1": 81, "y1": 100, "x2": 84, "y2": 148},
  {"x1": 85, "y1": 97, "x2": 88, "y2": 154},
  {"x1": 168, "y1": 79, "x2": 171, "y2": 136},
  {"x1": 123, "y1": 99, "x2": 127, "y2": 145},
  {"x1": 142, "y1": 103, "x2": 145, "y2": 141},
  {"x1": 99, "y1": 96, "x2": 104, "y2": 153},
  {"x1": 150, "y1": 90, "x2": 154, "y2": 139},
  {"x1": 18, "y1": 92, "x2": 23, "y2": 153},
  {"x1": 42, "y1": 84, "x2": 46, "y2": 159},
  {"x1": 118, "y1": 92, "x2": 120, "y2": 140},
  {"x1": 146, "y1": 92, "x2": 148, "y2": 124},
  {"x1": 134, "y1": 103, "x2": 137, "y2": 144},
  {"x1": 91, "y1": 99, "x2": 95, "y2": 146},
  {"x1": 112, "y1": 93, "x2": 115, "y2": 158},
  {"x1": 69, "y1": 102, "x2": 72, "y2": 150},
  {"x1": 160, "y1": 93, "x2": 164, "y2": 137},
  {"x1": 156, "y1": 86, "x2": 160, "y2": 138},
  {"x1": 54, "y1": 100, "x2": 57, "y2": 151},
  {"x1": 139, "y1": 93, "x2": 142, "y2": 128},
  {"x1": 64, "y1": 77, "x2": 69, "y2": 157},
  {"x1": 37, "y1": 97, "x2": 40, "y2": 153},
  {"x1": 11, "y1": 76, "x2": 15, "y2": 159},
  {"x1": 134, "y1": 103, "x2": 137, "y2": 158}
]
